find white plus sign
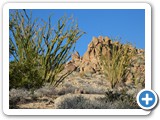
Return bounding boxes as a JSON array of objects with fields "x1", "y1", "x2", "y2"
[{"x1": 142, "y1": 93, "x2": 153, "y2": 105}]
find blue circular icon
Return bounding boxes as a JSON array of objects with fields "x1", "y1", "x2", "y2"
[{"x1": 137, "y1": 89, "x2": 158, "y2": 110}]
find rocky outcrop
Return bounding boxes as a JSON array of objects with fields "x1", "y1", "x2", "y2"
[
  {"x1": 65, "y1": 36, "x2": 145, "y2": 85},
  {"x1": 81, "y1": 36, "x2": 113, "y2": 72}
]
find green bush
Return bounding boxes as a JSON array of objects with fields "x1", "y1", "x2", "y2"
[
  {"x1": 9, "y1": 61, "x2": 44, "y2": 90},
  {"x1": 100, "y1": 41, "x2": 136, "y2": 88},
  {"x1": 9, "y1": 10, "x2": 85, "y2": 90}
]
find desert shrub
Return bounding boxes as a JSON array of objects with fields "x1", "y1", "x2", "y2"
[
  {"x1": 55, "y1": 94, "x2": 87, "y2": 109},
  {"x1": 31, "y1": 83, "x2": 56, "y2": 97},
  {"x1": 104, "y1": 89, "x2": 139, "y2": 109},
  {"x1": 9, "y1": 10, "x2": 85, "y2": 90},
  {"x1": 131, "y1": 56, "x2": 145, "y2": 87},
  {"x1": 107, "y1": 99, "x2": 139, "y2": 109},
  {"x1": 54, "y1": 94, "x2": 107, "y2": 109},
  {"x1": 9, "y1": 61, "x2": 44, "y2": 90},
  {"x1": 9, "y1": 88, "x2": 31, "y2": 108},
  {"x1": 54, "y1": 93, "x2": 139, "y2": 109},
  {"x1": 100, "y1": 41, "x2": 136, "y2": 88}
]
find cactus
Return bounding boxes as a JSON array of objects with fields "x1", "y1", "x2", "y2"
[
  {"x1": 100, "y1": 41, "x2": 136, "y2": 89},
  {"x1": 9, "y1": 10, "x2": 85, "y2": 90}
]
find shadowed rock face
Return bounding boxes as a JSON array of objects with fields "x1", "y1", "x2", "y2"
[{"x1": 65, "y1": 36, "x2": 145, "y2": 84}]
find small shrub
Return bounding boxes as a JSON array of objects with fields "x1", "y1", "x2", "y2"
[
  {"x1": 9, "y1": 88, "x2": 31, "y2": 109},
  {"x1": 54, "y1": 94, "x2": 107, "y2": 109},
  {"x1": 33, "y1": 84, "x2": 58, "y2": 97},
  {"x1": 104, "y1": 89, "x2": 139, "y2": 109},
  {"x1": 9, "y1": 61, "x2": 44, "y2": 90}
]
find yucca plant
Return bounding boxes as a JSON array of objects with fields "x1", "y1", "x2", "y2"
[
  {"x1": 9, "y1": 9, "x2": 85, "y2": 90},
  {"x1": 100, "y1": 41, "x2": 136, "y2": 89}
]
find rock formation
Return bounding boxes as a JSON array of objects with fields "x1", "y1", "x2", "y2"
[{"x1": 65, "y1": 36, "x2": 145, "y2": 85}]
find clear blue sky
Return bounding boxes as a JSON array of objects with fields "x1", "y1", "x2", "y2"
[{"x1": 14, "y1": 9, "x2": 145, "y2": 56}]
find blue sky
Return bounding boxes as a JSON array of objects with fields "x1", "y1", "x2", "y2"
[{"x1": 11, "y1": 9, "x2": 145, "y2": 57}]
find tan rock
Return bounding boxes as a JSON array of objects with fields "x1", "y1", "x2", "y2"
[
  {"x1": 72, "y1": 51, "x2": 80, "y2": 61},
  {"x1": 101, "y1": 46, "x2": 107, "y2": 56},
  {"x1": 65, "y1": 62, "x2": 77, "y2": 72},
  {"x1": 104, "y1": 37, "x2": 111, "y2": 46},
  {"x1": 92, "y1": 37, "x2": 99, "y2": 46},
  {"x1": 95, "y1": 44, "x2": 102, "y2": 56},
  {"x1": 83, "y1": 52, "x2": 90, "y2": 61},
  {"x1": 98, "y1": 36, "x2": 103, "y2": 43},
  {"x1": 83, "y1": 65, "x2": 96, "y2": 74},
  {"x1": 104, "y1": 36, "x2": 110, "y2": 42},
  {"x1": 91, "y1": 57, "x2": 98, "y2": 65},
  {"x1": 137, "y1": 49, "x2": 144, "y2": 54},
  {"x1": 89, "y1": 49, "x2": 96, "y2": 60},
  {"x1": 88, "y1": 42, "x2": 94, "y2": 48},
  {"x1": 74, "y1": 60, "x2": 81, "y2": 67}
]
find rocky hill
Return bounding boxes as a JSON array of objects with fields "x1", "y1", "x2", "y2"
[{"x1": 10, "y1": 36, "x2": 145, "y2": 109}]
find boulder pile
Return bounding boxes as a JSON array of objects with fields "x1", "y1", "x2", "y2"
[{"x1": 65, "y1": 36, "x2": 145, "y2": 85}]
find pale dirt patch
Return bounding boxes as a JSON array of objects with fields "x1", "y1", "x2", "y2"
[{"x1": 17, "y1": 96, "x2": 57, "y2": 109}]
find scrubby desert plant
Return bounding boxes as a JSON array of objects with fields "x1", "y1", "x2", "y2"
[
  {"x1": 9, "y1": 9, "x2": 85, "y2": 90},
  {"x1": 105, "y1": 89, "x2": 139, "y2": 109},
  {"x1": 54, "y1": 94, "x2": 107, "y2": 109},
  {"x1": 9, "y1": 88, "x2": 31, "y2": 109},
  {"x1": 54, "y1": 93, "x2": 139, "y2": 109},
  {"x1": 9, "y1": 61, "x2": 44, "y2": 90},
  {"x1": 100, "y1": 41, "x2": 136, "y2": 88}
]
